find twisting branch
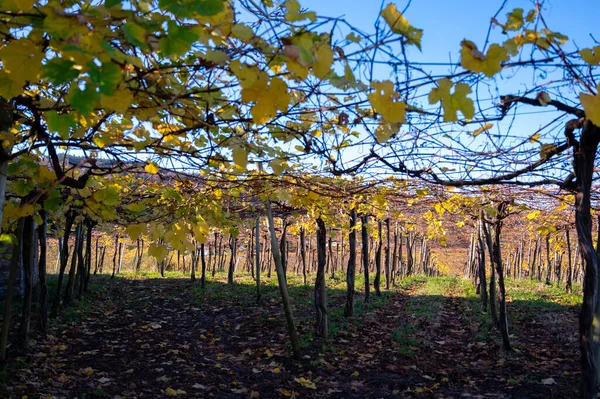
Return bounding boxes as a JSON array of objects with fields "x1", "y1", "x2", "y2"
[{"x1": 500, "y1": 95, "x2": 585, "y2": 118}]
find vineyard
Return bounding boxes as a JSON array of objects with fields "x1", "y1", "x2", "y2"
[{"x1": 0, "y1": 0, "x2": 599, "y2": 397}]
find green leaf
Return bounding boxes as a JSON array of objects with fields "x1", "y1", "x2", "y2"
[
  {"x1": 46, "y1": 111, "x2": 76, "y2": 138},
  {"x1": 123, "y1": 22, "x2": 148, "y2": 49},
  {"x1": 88, "y1": 62, "x2": 122, "y2": 95},
  {"x1": 194, "y1": 0, "x2": 225, "y2": 16},
  {"x1": 159, "y1": 22, "x2": 199, "y2": 58},
  {"x1": 126, "y1": 203, "x2": 146, "y2": 213},
  {"x1": 416, "y1": 188, "x2": 428, "y2": 197},
  {"x1": 0, "y1": 233, "x2": 17, "y2": 245},
  {"x1": 42, "y1": 58, "x2": 81, "y2": 85},
  {"x1": 67, "y1": 85, "x2": 100, "y2": 115},
  {"x1": 484, "y1": 206, "x2": 498, "y2": 218},
  {"x1": 93, "y1": 186, "x2": 120, "y2": 206},
  {"x1": 13, "y1": 179, "x2": 34, "y2": 196},
  {"x1": 105, "y1": 0, "x2": 121, "y2": 8},
  {"x1": 504, "y1": 8, "x2": 524, "y2": 31},
  {"x1": 158, "y1": 0, "x2": 224, "y2": 18},
  {"x1": 43, "y1": 189, "x2": 62, "y2": 212}
]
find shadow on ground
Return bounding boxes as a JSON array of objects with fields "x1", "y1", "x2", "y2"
[{"x1": 1, "y1": 273, "x2": 580, "y2": 398}]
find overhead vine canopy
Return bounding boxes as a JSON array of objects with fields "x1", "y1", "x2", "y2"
[
  {"x1": 1, "y1": 0, "x2": 600, "y2": 397},
  {"x1": 0, "y1": 0, "x2": 596, "y2": 187}
]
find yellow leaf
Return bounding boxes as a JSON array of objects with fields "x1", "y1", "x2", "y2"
[
  {"x1": 164, "y1": 387, "x2": 186, "y2": 396},
  {"x1": 270, "y1": 158, "x2": 288, "y2": 175},
  {"x1": 346, "y1": 32, "x2": 361, "y2": 43},
  {"x1": 279, "y1": 388, "x2": 295, "y2": 397},
  {"x1": 286, "y1": 58, "x2": 309, "y2": 80},
  {"x1": 368, "y1": 80, "x2": 406, "y2": 124},
  {"x1": 460, "y1": 40, "x2": 509, "y2": 77},
  {"x1": 539, "y1": 143, "x2": 557, "y2": 160},
  {"x1": 381, "y1": 3, "x2": 423, "y2": 49},
  {"x1": 145, "y1": 162, "x2": 159, "y2": 174},
  {"x1": 294, "y1": 377, "x2": 316, "y2": 389},
  {"x1": 0, "y1": 71, "x2": 23, "y2": 99},
  {"x1": 148, "y1": 242, "x2": 169, "y2": 262},
  {"x1": 192, "y1": 220, "x2": 209, "y2": 244},
  {"x1": 15, "y1": 204, "x2": 35, "y2": 218},
  {"x1": 231, "y1": 61, "x2": 290, "y2": 124},
  {"x1": 580, "y1": 87, "x2": 600, "y2": 128},
  {"x1": 473, "y1": 123, "x2": 493, "y2": 137},
  {"x1": 285, "y1": 0, "x2": 316, "y2": 22},
  {"x1": 3, "y1": 0, "x2": 36, "y2": 12},
  {"x1": 230, "y1": 140, "x2": 248, "y2": 169},
  {"x1": 313, "y1": 43, "x2": 333, "y2": 79},
  {"x1": 251, "y1": 77, "x2": 290, "y2": 124},
  {"x1": 0, "y1": 38, "x2": 44, "y2": 87},
  {"x1": 580, "y1": 46, "x2": 600, "y2": 66},
  {"x1": 374, "y1": 193, "x2": 387, "y2": 207},
  {"x1": 125, "y1": 223, "x2": 146, "y2": 240},
  {"x1": 428, "y1": 78, "x2": 474, "y2": 122},
  {"x1": 374, "y1": 123, "x2": 397, "y2": 143},
  {"x1": 100, "y1": 86, "x2": 133, "y2": 114}
]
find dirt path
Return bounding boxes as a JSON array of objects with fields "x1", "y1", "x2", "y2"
[
  {"x1": 387, "y1": 278, "x2": 579, "y2": 398},
  {"x1": 3, "y1": 276, "x2": 579, "y2": 398}
]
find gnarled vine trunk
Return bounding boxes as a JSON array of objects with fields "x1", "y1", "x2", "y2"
[
  {"x1": 361, "y1": 214, "x2": 370, "y2": 303},
  {"x1": 264, "y1": 199, "x2": 300, "y2": 359},
  {"x1": 575, "y1": 120, "x2": 600, "y2": 399},
  {"x1": 344, "y1": 208, "x2": 357, "y2": 317},
  {"x1": 315, "y1": 218, "x2": 328, "y2": 339}
]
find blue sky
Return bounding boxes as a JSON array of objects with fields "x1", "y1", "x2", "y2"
[
  {"x1": 302, "y1": 0, "x2": 599, "y2": 61},
  {"x1": 291, "y1": 0, "x2": 599, "y2": 183}
]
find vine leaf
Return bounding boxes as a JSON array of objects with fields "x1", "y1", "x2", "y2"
[
  {"x1": 368, "y1": 80, "x2": 406, "y2": 124},
  {"x1": 460, "y1": 40, "x2": 508, "y2": 77},
  {"x1": 580, "y1": 87, "x2": 600, "y2": 127},
  {"x1": 428, "y1": 78, "x2": 474, "y2": 122},
  {"x1": 580, "y1": 46, "x2": 600, "y2": 66},
  {"x1": 381, "y1": 3, "x2": 423, "y2": 49}
]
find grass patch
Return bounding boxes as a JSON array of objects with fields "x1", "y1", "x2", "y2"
[
  {"x1": 506, "y1": 278, "x2": 581, "y2": 308},
  {"x1": 392, "y1": 324, "x2": 420, "y2": 356},
  {"x1": 403, "y1": 276, "x2": 459, "y2": 322}
]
